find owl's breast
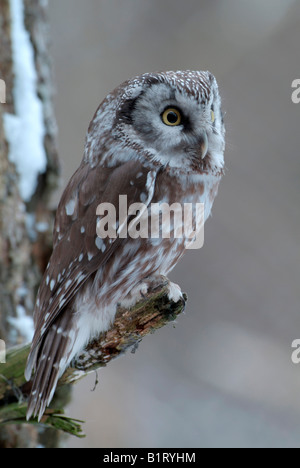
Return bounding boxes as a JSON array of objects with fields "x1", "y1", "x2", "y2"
[
  {"x1": 152, "y1": 169, "x2": 222, "y2": 221},
  {"x1": 92, "y1": 169, "x2": 222, "y2": 301}
]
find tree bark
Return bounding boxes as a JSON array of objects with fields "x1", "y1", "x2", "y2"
[
  {"x1": 0, "y1": 0, "x2": 60, "y2": 447},
  {"x1": 0, "y1": 0, "x2": 60, "y2": 346}
]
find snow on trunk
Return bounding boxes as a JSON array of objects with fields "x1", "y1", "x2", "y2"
[{"x1": 3, "y1": 0, "x2": 47, "y2": 202}]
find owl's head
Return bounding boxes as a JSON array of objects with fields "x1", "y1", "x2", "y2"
[{"x1": 86, "y1": 71, "x2": 225, "y2": 174}]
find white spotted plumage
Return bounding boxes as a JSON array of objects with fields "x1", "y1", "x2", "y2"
[{"x1": 25, "y1": 70, "x2": 225, "y2": 421}]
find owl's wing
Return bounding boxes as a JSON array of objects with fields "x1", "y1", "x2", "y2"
[{"x1": 26, "y1": 158, "x2": 159, "y2": 378}]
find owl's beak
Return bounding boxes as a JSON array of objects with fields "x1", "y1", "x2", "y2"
[{"x1": 199, "y1": 131, "x2": 208, "y2": 159}]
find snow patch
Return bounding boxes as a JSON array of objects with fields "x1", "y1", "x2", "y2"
[
  {"x1": 8, "y1": 305, "x2": 34, "y2": 343},
  {"x1": 3, "y1": 0, "x2": 47, "y2": 202}
]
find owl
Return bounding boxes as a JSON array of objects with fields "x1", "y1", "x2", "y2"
[{"x1": 25, "y1": 70, "x2": 225, "y2": 421}]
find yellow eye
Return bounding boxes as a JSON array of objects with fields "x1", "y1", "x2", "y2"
[
  {"x1": 162, "y1": 108, "x2": 182, "y2": 126},
  {"x1": 211, "y1": 110, "x2": 215, "y2": 123}
]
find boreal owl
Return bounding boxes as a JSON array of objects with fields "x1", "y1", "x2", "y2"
[{"x1": 25, "y1": 70, "x2": 225, "y2": 421}]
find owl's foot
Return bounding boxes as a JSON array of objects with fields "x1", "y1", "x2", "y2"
[
  {"x1": 166, "y1": 281, "x2": 183, "y2": 303},
  {"x1": 120, "y1": 275, "x2": 184, "y2": 310},
  {"x1": 119, "y1": 281, "x2": 150, "y2": 309}
]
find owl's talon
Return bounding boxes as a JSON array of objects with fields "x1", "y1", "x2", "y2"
[
  {"x1": 120, "y1": 281, "x2": 150, "y2": 309},
  {"x1": 166, "y1": 281, "x2": 183, "y2": 303}
]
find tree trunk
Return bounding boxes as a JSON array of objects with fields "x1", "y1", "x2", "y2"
[{"x1": 0, "y1": 0, "x2": 60, "y2": 447}]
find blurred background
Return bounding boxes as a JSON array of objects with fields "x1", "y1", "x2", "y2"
[{"x1": 48, "y1": 0, "x2": 300, "y2": 448}]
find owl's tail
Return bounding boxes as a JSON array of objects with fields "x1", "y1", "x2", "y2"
[{"x1": 25, "y1": 311, "x2": 73, "y2": 422}]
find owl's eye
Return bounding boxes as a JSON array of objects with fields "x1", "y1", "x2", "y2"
[
  {"x1": 161, "y1": 108, "x2": 182, "y2": 126},
  {"x1": 211, "y1": 110, "x2": 215, "y2": 123}
]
